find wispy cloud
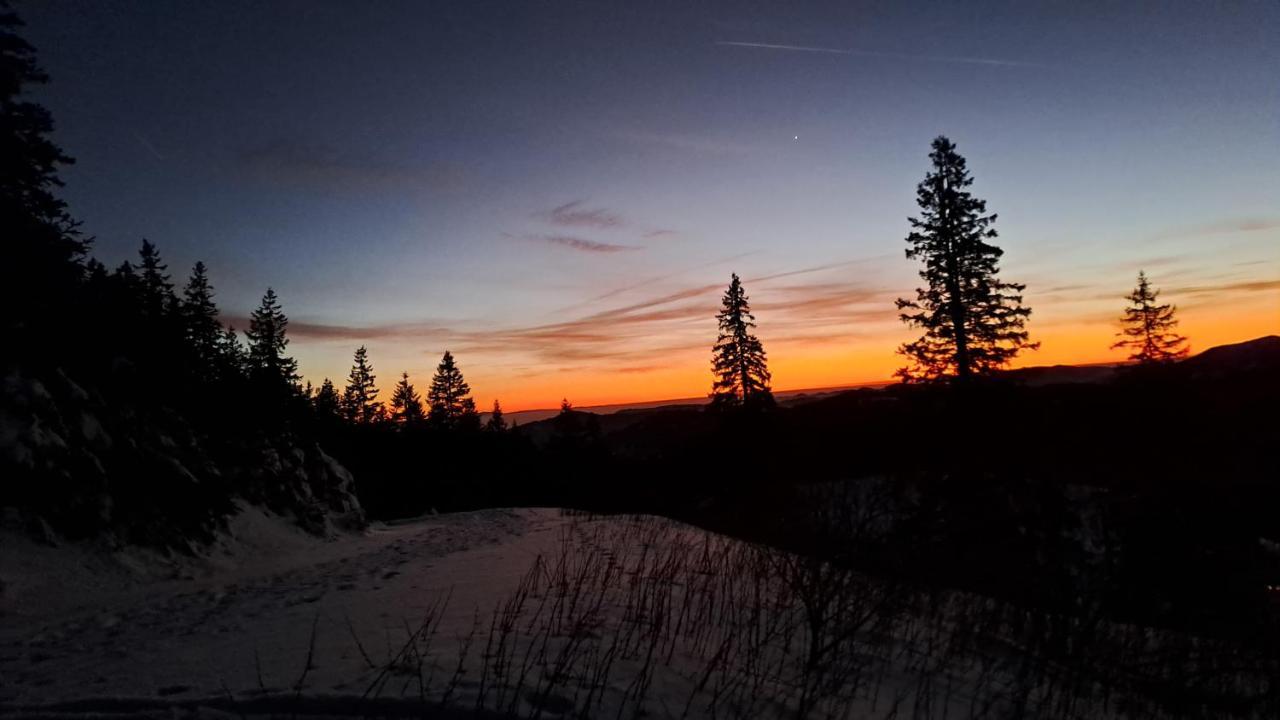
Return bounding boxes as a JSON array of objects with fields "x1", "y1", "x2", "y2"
[
  {"x1": 1149, "y1": 217, "x2": 1280, "y2": 243},
  {"x1": 273, "y1": 260, "x2": 899, "y2": 374},
  {"x1": 462, "y1": 264, "x2": 894, "y2": 365},
  {"x1": 613, "y1": 129, "x2": 763, "y2": 157},
  {"x1": 530, "y1": 201, "x2": 676, "y2": 249},
  {"x1": 541, "y1": 201, "x2": 625, "y2": 230},
  {"x1": 532, "y1": 234, "x2": 639, "y2": 254},
  {"x1": 240, "y1": 138, "x2": 464, "y2": 193},
  {"x1": 222, "y1": 317, "x2": 451, "y2": 342},
  {"x1": 748, "y1": 257, "x2": 892, "y2": 284},
  {"x1": 715, "y1": 40, "x2": 1046, "y2": 68},
  {"x1": 555, "y1": 251, "x2": 760, "y2": 314},
  {"x1": 617, "y1": 365, "x2": 666, "y2": 374},
  {"x1": 1040, "y1": 283, "x2": 1096, "y2": 294},
  {"x1": 1083, "y1": 276, "x2": 1280, "y2": 303},
  {"x1": 1172, "y1": 279, "x2": 1280, "y2": 296}
]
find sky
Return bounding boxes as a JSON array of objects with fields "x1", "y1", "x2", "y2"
[{"x1": 20, "y1": 0, "x2": 1280, "y2": 410}]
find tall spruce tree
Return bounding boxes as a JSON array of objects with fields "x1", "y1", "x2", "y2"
[
  {"x1": 131, "y1": 239, "x2": 184, "y2": 391},
  {"x1": 181, "y1": 261, "x2": 222, "y2": 379},
  {"x1": 1112, "y1": 271, "x2": 1188, "y2": 363},
  {"x1": 217, "y1": 324, "x2": 247, "y2": 382},
  {"x1": 710, "y1": 273, "x2": 774, "y2": 410},
  {"x1": 246, "y1": 287, "x2": 299, "y2": 387},
  {"x1": 485, "y1": 399, "x2": 507, "y2": 432},
  {"x1": 111, "y1": 261, "x2": 140, "y2": 311},
  {"x1": 895, "y1": 136, "x2": 1037, "y2": 382},
  {"x1": 137, "y1": 239, "x2": 175, "y2": 319},
  {"x1": 0, "y1": 4, "x2": 86, "y2": 344},
  {"x1": 342, "y1": 345, "x2": 383, "y2": 423},
  {"x1": 427, "y1": 350, "x2": 477, "y2": 427},
  {"x1": 313, "y1": 378, "x2": 341, "y2": 419},
  {"x1": 390, "y1": 371, "x2": 425, "y2": 426}
]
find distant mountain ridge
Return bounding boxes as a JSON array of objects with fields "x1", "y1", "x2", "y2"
[
  {"x1": 1181, "y1": 334, "x2": 1280, "y2": 377},
  {"x1": 498, "y1": 335, "x2": 1279, "y2": 423},
  {"x1": 494, "y1": 381, "x2": 888, "y2": 424}
]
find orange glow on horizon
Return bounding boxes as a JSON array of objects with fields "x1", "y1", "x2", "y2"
[
  {"x1": 473, "y1": 308, "x2": 1279, "y2": 413},
  {"x1": 305, "y1": 289, "x2": 1277, "y2": 414}
]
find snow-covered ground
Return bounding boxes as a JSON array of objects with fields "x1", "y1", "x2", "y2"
[
  {"x1": 2, "y1": 505, "x2": 551, "y2": 704},
  {"x1": 0, "y1": 505, "x2": 1247, "y2": 718}
]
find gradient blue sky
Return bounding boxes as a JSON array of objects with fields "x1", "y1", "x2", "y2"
[{"x1": 21, "y1": 0, "x2": 1280, "y2": 408}]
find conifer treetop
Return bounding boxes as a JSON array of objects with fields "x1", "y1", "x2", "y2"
[
  {"x1": 1112, "y1": 270, "x2": 1189, "y2": 364},
  {"x1": 390, "y1": 370, "x2": 425, "y2": 425},
  {"x1": 895, "y1": 136, "x2": 1037, "y2": 382},
  {"x1": 342, "y1": 345, "x2": 383, "y2": 423},
  {"x1": 246, "y1": 287, "x2": 299, "y2": 386},
  {"x1": 181, "y1": 260, "x2": 224, "y2": 380},
  {"x1": 428, "y1": 350, "x2": 476, "y2": 426},
  {"x1": 485, "y1": 399, "x2": 507, "y2": 432},
  {"x1": 710, "y1": 273, "x2": 774, "y2": 410},
  {"x1": 137, "y1": 239, "x2": 176, "y2": 317},
  {"x1": 0, "y1": 4, "x2": 85, "y2": 270},
  {"x1": 313, "y1": 376, "x2": 341, "y2": 418}
]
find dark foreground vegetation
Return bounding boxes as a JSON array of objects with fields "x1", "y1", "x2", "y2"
[{"x1": 404, "y1": 343, "x2": 1280, "y2": 650}]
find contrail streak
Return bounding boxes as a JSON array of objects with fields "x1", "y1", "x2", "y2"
[
  {"x1": 133, "y1": 131, "x2": 166, "y2": 160},
  {"x1": 551, "y1": 251, "x2": 761, "y2": 316},
  {"x1": 715, "y1": 40, "x2": 1045, "y2": 68},
  {"x1": 717, "y1": 41, "x2": 854, "y2": 56}
]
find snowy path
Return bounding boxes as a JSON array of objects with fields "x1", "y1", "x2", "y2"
[
  {"x1": 0, "y1": 507, "x2": 1163, "y2": 719},
  {"x1": 1, "y1": 507, "x2": 568, "y2": 707}
]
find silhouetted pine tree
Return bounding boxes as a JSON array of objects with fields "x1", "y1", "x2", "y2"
[
  {"x1": 551, "y1": 398, "x2": 601, "y2": 448},
  {"x1": 342, "y1": 345, "x2": 383, "y2": 423},
  {"x1": 246, "y1": 287, "x2": 299, "y2": 388},
  {"x1": 390, "y1": 371, "x2": 425, "y2": 426},
  {"x1": 84, "y1": 257, "x2": 108, "y2": 284},
  {"x1": 106, "y1": 260, "x2": 147, "y2": 357},
  {"x1": 313, "y1": 378, "x2": 341, "y2": 419},
  {"x1": 109, "y1": 261, "x2": 141, "y2": 315},
  {"x1": 113, "y1": 260, "x2": 137, "y2": 283},
  {"x1": 485, "y1": 400, "x2": 507, "y2": 432},
  {"x1": 137, "y1": 239, "x2": 175, "y2": 319},
  {"x1": 128, "y1": 240, "x2": 185, "y2": 396},
  {"x1": 710, "y1": 273, "x2": 774, "y2": 410},
  {"x1": 217, "y1": 325, "x2": 247, "y2": 382},
  {"x1": 427, "y1": 351, "x2": 477, "y2": 428},
  {"x1": 181, "y1": 261, "x2": 222, "y2": 380},
  {"x1": 1112, "y1": 271, "x2": 1188, "y2": 363},
  {"x1": 895, "y1": 136, "x2": 1037, "y2": 382},
  {"x1": 0, "y1": 4, "x2": 85, "y2": 346}
]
